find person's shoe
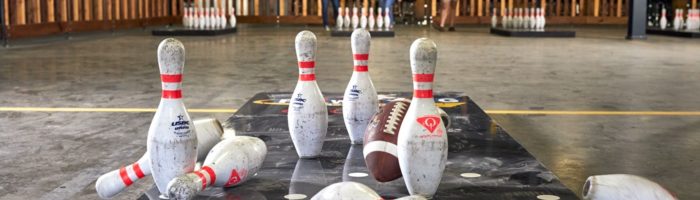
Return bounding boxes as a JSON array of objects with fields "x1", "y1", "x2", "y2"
[
  {"x1": 448, "y1": 27, "x2": 456, "y2": 31},
  {"x1": 325, "y1": 26, "x2": 331, "y2": 31},
  {"x1": 432, "y1": 23, "x2": 445, "y2": 32}
]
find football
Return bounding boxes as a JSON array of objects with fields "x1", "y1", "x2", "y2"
[{"x1": 363, "y1": 99, "x2": 411, "y2": 182}]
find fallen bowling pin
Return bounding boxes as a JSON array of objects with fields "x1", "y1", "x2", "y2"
[
  {"x1": 397, "y1": 38, "x2": 448, "y2": 198},
  {"x1": 583, "y1": 174, "x2": 676, "y2": 200},
  {"x1": 343, "y1": 29, "x2": 378, "y2": 144},
  {"x1": 310, "y1": 181, "x2": 382, "y2": 200},
  {"x1": 288, "y1": 31, "x2": 328, "y2": 158},
  {"x1": 167, "y1": 136, "x2": 267, "y2": 200},
  {"x1": 395, "y1": 195, "x2": 429, "y2": 200},
  {"x1": 95, "y1": 118, "x2": 223, "y2": 199},
  {"x1": 148, "y1": 38, "x2": 198, "y2": 198}
]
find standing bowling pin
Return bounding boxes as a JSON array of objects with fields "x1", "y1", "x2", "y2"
[
  {"x1": 336, "y1": 8, "x2": 344, "y2": 29},
  {"x1": 540, "y1": 8, "x2": 546, "y2": 29},
  {"x1": 660, "y1": 8, "x2": 667, "y2": 30},
  {"x1": 311, "y1": 182, "x2": 382, "y2": 200},
  {"x1": 148, "y1": 38, "x2": 198, "y2": 198},
  {"x1": 397, "y1": 38, "x2": 448, "y2": 198},
  {"x1": 199, "y1": 8, "x2": 206, "y2": 29},
  {"x1": 221, "y1": 8, "x2": 228, "y2": 29},
  {"x1": 193, "y1": 8, "x2": 200, "y2": 29},
  {"x1": 229, "y1": 7, "x2": 237, "y2": 28},
  {"x1": 523, "y1": 8, "x2": 530, "y2": 29},
  {"x1": 377, "y1": 9, "x2": 384, "y2": 29},
  {"x1": 183, "y1": 7, "x2": 189, "y2": 27},
  {"x1": 674, "y1": 9, "x2": 681, "y2": 30},
  {"x1": 529, "y1": 8, "x2": 536, "y2": 29},
  {"x1": 491, "y1": 9, "x2": 498, "y2": 28},
  {"x1": 167, "y1": 136, "x2": 267, "y2": 200},
  {"x1": 343, "y1": 29, "x2": 379, "y2": 144},
  {"x1": 369, "y1": 8, "x2": 375, "y2": 29},
  {"x1": 384, "y1": 7, "x2": 391, "y2": 29},
  {"x1": 288, "y1": 31, "x2": 329, "y2": 158},
  {"x1": 503, "y1": 9, "x2": 510, "y2": 28},
  {"x1": 352, "y1": 7, "x2": 359, "y2": 29},
  {"x1": 360, "y1": 7, "x2": 368, "y2": 29},
  {"x1": 344, "y1": 7, "x2": 351, "y2": 28}
]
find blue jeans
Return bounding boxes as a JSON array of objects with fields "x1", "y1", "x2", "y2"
[
  {"x1": 377, "y1": 0, "x2": 395, "y2": 22},
  {"x1": 322, "y1": 0, "x2": 340, "y2": 26}
]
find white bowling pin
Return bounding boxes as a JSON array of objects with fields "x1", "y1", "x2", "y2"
[
  {"x1": 167, "y1": 136, "x2": 267, "y2": 200},
  {"x1": 193, "y1": 8, "x2": 200, "y2": 29},
  {"x1": 396, "y1": 195, "x2": 429, "y2": 200},
  {"x1": 343, "y1": 29, "x2": 378, "y2": 144},
  {"x1": 213, "y1": 8, "x2": 220, "y2": 28},
  {"x1": 148, "y1": 38, "x2": 198, "y2": 198},
  {"x1": 352, "y1": 7, "x2": 359, "y2": 29},
  {"x1": 188, "y1": 8, "x2": 195, "y2": 28},
  {"x1": 368, "y1": 8, "x2": 375, "y2": 30},
  {"x1": 221, "y1": 8, "x2": 228, "y2": 29},
  {"x1": 491, "y1": 9, "x2": 498, "y2": 28},
  {"x1": 673, "y1": 9, "x2": 680, "y2": 30},
  {"x1": 336, "y1": 8, "x2": 344, "y2": 29},
  {"x1": 523, "y1": 8, "x2": 530, "y2": 29},
  {"x1": 397, "y1": 38, "x2": 448, "y2": 198},
  {"x1": 199, "y1": 8, "x2": 206, "y2": 29},
  {"x1": 311, "y1": 182, "x2": 382, "y2": 200},
  {"x1": 660, "y1": 8, "x2": 667, "y2": 30},
  {"x1": 95, "y1": 118, "x2": 222, "y2": 199},
  {"x1": 183, "y1": 7, "x2": 189, "y2": 27},
  {"x1": 360, "y1": 7, "x2": 368, "y2": 29},
  {"x1": 503, "y1": 9, "x2": 510, "y2": 28},
  {"x1": 583, "y1": 174, "x2": 677, "y2": 200},
  {"x1": 288, "y1": 31, "x2": 328, "y2": 158},
  {"x1": 384, "y1": 7, "x2": 391, "y2": 29},
  {"x1": 344, "y1": 7, "x2": 351, "y2": 28},
  {"x1": 529, "y1": 8, "x2": 536, "y2": 29},
  {"x1": 229, "y1": 7, "x2": 237, "y2": 28},
  {"x1": 377, "y1": 9, "x2": 384, "y2": 29}
]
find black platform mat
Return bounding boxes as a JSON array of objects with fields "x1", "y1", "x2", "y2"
[
  {"x1": 647, "y1": 28, "x2": 700, "y2": 38},
  {"x1": 331, "y1": 28, "x2": 395, "y2": 37},
  {"x1": 490, "y1": 28, "x2": 576, "y2": 38},
  {"x1": 139, "y1": 92, "x2": 579, "y2": 200},
  {"x1": 151, "y1": 26, "x2": 237, "y2": 36}
]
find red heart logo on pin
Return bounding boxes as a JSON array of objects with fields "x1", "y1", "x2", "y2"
[{"x1": 417, "y1": 115, "x2": 441, "y2": 133}]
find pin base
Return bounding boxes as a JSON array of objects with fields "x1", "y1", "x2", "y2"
[
  {"x1": 139, "y1": 92, "x2": 578, "y2": 199},
  {"x1": 646, "y1": 28, "x2": 700, "y2": 38},
  {"x1": 331, "y1": 28, "x2": 395, "y2": 37},
  {"x1": 490, "y1": 27, "x2": 576, "y2": 38},
  {"x1": 151, "y1": 26, "x2": 237, "y2": 36}
]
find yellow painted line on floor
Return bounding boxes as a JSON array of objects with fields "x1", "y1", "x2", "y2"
[{"x1": 1, "y1": 107, "x2": 700, "y2": 116}]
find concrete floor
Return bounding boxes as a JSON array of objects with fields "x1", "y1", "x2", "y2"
[{"x1": 1, "y1": 25, "x2": 699, "y2": 200}]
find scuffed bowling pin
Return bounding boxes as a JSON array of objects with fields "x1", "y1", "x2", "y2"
[
  {"x1": 337, "y1": 8, "x2": 344, "y2": 29},
  {"x1": 311, "y1": 182, "x2": 382, "y2": 200},
  {"x1": 344, "y1": 7, "x2": 351, "y2": 28},
  {"x1": 352, "y1": 7, "x2": 359, "y2": 29},
  {"x1": 368, "y1": 8, "x2": 375, "y2": 30},
  {"x1": 343, "y1": 29, "x2": 378, "y2": 144},
  {"x1": 288, "y1": 31, "x2": 328, "y2": 158},
  {"x1": 583, "y1": 174, "x2": 677, "y2": 200},
  {"x1": 167, "y1": 136, "x2": 267, "y2": 200},
  {"x1": 360, "y1": 7, "x2": 368, "y2": 29},
  {"x1": 148, "y1": 38, "x2": 198, "y2": 198},
  {"x1": 397, "y1": 38, "x2": 448, "y2": 198},
  {"x1": 377, "y1": 9, "x2": 384, "y2": 29}
]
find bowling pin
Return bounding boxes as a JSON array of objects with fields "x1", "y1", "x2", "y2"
[
  {"x1": 541, "y1": 8, "x2": 546, "y2": 29},
  {"x1": 377, "y1": 9, "x2": 384, "y2": 29},
  {"x1": 148, "y1": 38, "x2": 198, "y2": 198},
  {"x1": 384, "y1": 7, "x2": 391, "y2": 29},
  {"x1": 352, "y1": 7, "x2": 359, "y2": 29},
  {"x1": 503, "y1": 9, "x2": 509, "y2": 28},
  {"x1": 229, "y1": 7, "x2": 237, "y2": 28},
  {"x1": 660, "y1": 8, "x2": 667, "y2": 30},
  {"x1": 183, "y1": 7, "x2": 189, "y2": 27},
  {"x1": 397, "y1": 38, "x2": 448, "y2": 198},
  {"x1": 95, "y1": 117, "x2": 223, "y2": 199},
  {"x1": 360, "y1": 7, "x2": 368, "y2": 29},
  {"x1": 167, "y1": 136, "x2": 267, "y2": 200},
  {"x1": 336, "y1": 8, "x2": 344, "y2": 29},
  {"x1": 523, "y1": 8, "x2": 530, "y2": 29},
  {"x1": 396, "y1": 195, "x2": 429, "y2": 200},
  {"x1": 311, "y1": 182, "x2": 382, "y2": 200},
  {"x1": 343, "y1": 29, "x2": 378, "y2": 144},
  {"x1": 529, "y1": 8, "x2": 536, "y2": 29},
  {"x1": 199, "y1": 8, "x2": 206, "y2": 29},
  {"x1": 344, "y1": 7, "x2": 351, "y2": 28},
  {"x1": 491, "y1": 9, "x2": 498, "y2": 28},
  {"x1": 583, "y1": 174, "x2": 676, "y2": 200},
  {"x1": 288, "y1": 31, "x2": 328, "y2": 158},
  {"x1": 221, "y1": 8, "x2": 228, "y2": 29},
  {"x1": 193, "y1": 8, "x2": 200, "y2": 29},
  {"x1": 188, "y1": 8, "x2": 195, "y2": 28},
  {"x1": 368, "y1": 8, "x2": 375, "y2": 30}
]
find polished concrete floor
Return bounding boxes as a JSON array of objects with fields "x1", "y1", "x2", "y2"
[{"x1": 1, "y1": 25, "x2": 699, "y2": 200}]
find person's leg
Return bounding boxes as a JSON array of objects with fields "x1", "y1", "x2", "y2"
[
  {"x1": 449, "y1": 0, "x2": 457, "y2": 28},
  {"x1": 331, "y1": 0, "x2": 340, "y2": 19},
  {"x1": 439, "y1": 0, "x2": 449, "y2": 28},
  {"x1": 322, "y1": 0, "x2": 330, "y2": 27},
  {"x1": 386, "y1": 0, "x2": 395, "y2": 24}
]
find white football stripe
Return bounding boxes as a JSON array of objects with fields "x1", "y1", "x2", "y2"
[{"x1": 363, "y1": 141, "x2": 398, "y2": 158}]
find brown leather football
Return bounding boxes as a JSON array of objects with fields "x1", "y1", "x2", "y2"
[{"x1": 363, "y1": 99, "x2": 411, "y2": 182}]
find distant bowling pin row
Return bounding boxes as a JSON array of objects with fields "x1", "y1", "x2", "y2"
[
  {"x1": 657, "y1": 8, "x2": 700, "y2": 31},
  {"x1": 290, "y1": 29, "x2": 447, "y2": 197},
  {"x1": 96, "y1": 39, "x2": 265, "y2": 199},
  {"x1": 495, "y1": 7, "x2": 546, "y2": 30},
  {"x1": 337, "y1": 7, "x2": 393, "y2": 30},
  {"x1": 182, "y1": 6, "x2": 237, "y2": 29}
]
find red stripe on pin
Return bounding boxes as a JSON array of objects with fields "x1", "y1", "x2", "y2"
[
  {"x1": 353, "y1": 54, "x2": 369, "y2": 60},
  {"x1": 162, "y1": 90, "x2": 182, "y2": 99},
  {"x1": 413, "y1": 74, "x2": 434, "y2": 82},
  {"x1": 414, "y1": 90, "x2": 433, "y2": 98},
  {"x1": 160, "y1": 74, "x2": 182, "y2": 83},
  {"x1": 202, "y1": 166, "x2": 217, "y2": 185},
  {"x1": 298, "y1": 61, "x2": 315, "y2": 68},
  {"x1": 132, "y1": 163, "x2": 145, "y2": 178},
  {"x1": 193, "y1": 171, "x2": 207, "y2": 190},
  {"x1": 119, "y1": 166, "x2": 133, "y2": 186},
  {"x1": 354, "y1": 65, "x2": 368, "y2": 72},
  {"x1": 299, "y1": 74, "x2": 316, "y2": 81}
]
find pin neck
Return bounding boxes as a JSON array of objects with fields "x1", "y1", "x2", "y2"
[
  {"x1": 193, "y1": 166, "x2": 216, "y2": 191},
  {"x1": 161, "y1": 73, "x2": 183, "y2": 99},
  {"x1": 353, "y1": 54, "x2": 369, "y2": 72},
  {"x1": 413, "y1": 73, "x2": 434, "y2": 99},
  {"x1": 119, "y1": 162, "x2": 146, "y2": 186},
  {"x1": 298, "y1": 61, "x2": 316, "y2": 81}
]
